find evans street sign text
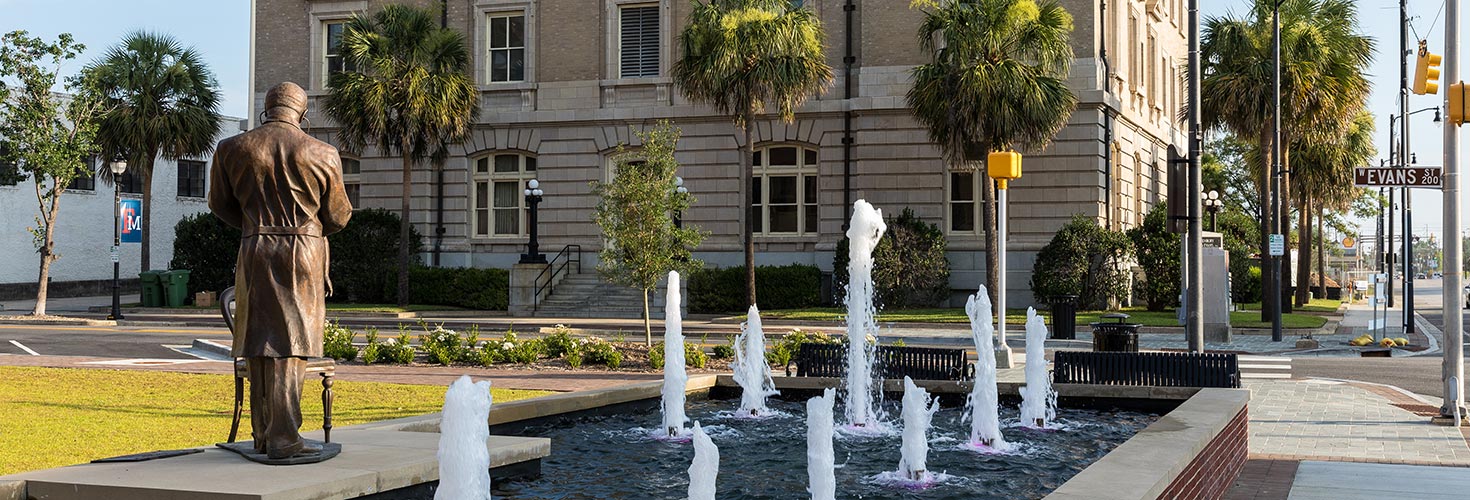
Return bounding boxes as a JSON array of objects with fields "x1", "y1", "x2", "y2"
[{"x1": 1354, "y1": 167, "x2": 1443, "y2": 186}]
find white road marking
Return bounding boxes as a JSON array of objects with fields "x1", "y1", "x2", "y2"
[
  {"x1": 9, "y1": 340, "x2": 38, "y2": 356},
  {"x1": 162, "y1": 344, "x2": 231, "y2": 361}
]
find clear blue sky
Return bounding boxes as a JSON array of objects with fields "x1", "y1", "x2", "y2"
[
  {"x1": 2, "y1": 0, "x2": 1457, "y2": 240},
  {"x1": 2, "y1": 0, "x2": 250, "y2": 117}
]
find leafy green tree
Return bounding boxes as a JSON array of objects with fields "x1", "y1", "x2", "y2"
[
  {"x1": 907, "y1": 0, "x2": 1077, "y2": 304},
  {"x1": 1128, "y1": 202, "x2": 1180, "y2": 311},
  {"x1": 672, "y1": 0, "x2": 831, "y2": 308},
  {"x1": 592, "y1": 123, "x2": 707, "y2": 344},
  {"x1": 323, "y1": 4, "x2": 478, "y2": 306},
  {"x1": 1029, "y1": 215, "x2": 1131, "y2": 310},
  {"x1": 0, "y1": 31, "x2": 105, "y2": 315},
  {"x1": 1292, "y1": 110, "x2": 1373, "y2": 303},
  {"x1": 832, "y1": 208, "x2": 951, "y2": 308},
  {"x1": 86, "y1": 31, "x2": 222, "y2": 273},
  {"x1": 1201, "y1": 0, "x2": 1373, "y2": 317}
]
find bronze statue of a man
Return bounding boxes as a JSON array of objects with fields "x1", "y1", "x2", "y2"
[{"x1": 209, "y1": 81, "x2": 353, "y2": 459}]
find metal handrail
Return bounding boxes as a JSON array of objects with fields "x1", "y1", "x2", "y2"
[{"x1": 532, "y1": 244, "x2": 582, "y2": 312}]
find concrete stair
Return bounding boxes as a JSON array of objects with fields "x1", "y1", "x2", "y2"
[
  {"x1": 533, "y1": 272, "x2": 647, "y2": 319},
  {"x1": 1237, "y1": 355, "x2": 1292, "y2": 380}
]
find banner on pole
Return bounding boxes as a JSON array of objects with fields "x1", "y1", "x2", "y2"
[{"x1": 120, "y1": 199, "x2": 142, "y2": 244}]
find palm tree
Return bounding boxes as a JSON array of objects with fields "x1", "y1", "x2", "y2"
[
  {"x1": 323, "y1": 4, "x2": 478, "y2": 306},
  {"x1": 1200, "y1": 0, "x2": 1373, "y2": 318},
  {"x1": 672, "y1": 0, "x2": 832, "y2": 308},
  {"x1": 1292, "y1": 110, "x2": 1374, "y2": 305},
  {"x1": 906, "y1": 0, "x2": 1077, "y2": 305},
  {"x1": 87, "y1": 31, "x2": 222, "y2": 273}
]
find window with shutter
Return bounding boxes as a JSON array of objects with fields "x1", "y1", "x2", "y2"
[{"x1": 619, "y1": 5, "x2": 660, "y2": 78}]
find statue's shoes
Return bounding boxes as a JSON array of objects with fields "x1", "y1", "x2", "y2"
[{"x1": 265, "y1": 440, "x2": 322, "y2": 459}]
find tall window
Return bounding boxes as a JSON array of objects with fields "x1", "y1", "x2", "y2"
[
  {"x1": 340, "y1": 156, "x2": 361, "y2": 207},
  {"x1": 472, "y1": 153, "x2": 537, "y2": 237},
  {"x1": 487, "y1": 13, "x2": 526, "y2": 83},
  {"x1": 323, "y1": 21, "x2": 357, "y2": 87},
  {"x1": 119, "y1": 170, "x2": 142, "y2": 195},
  {"x1": 948, "y1": 171, "x2": 977, "y2": 233},
  {"x1": 619, "y1": 5, "x2": 660, "y2": 78},
  {"x1": 177, "y1": 160, "x2": 206, "y2": 198},
  {"x1": 67, "y1": 156, "x2": 96, "y2": 191},
  {"x1": 751, "y1": 145, "x2": 818, "y2": 235}
]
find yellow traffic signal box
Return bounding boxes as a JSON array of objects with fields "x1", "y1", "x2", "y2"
[
  {"x1": 1414, "y1": 41, "x2": 1442, "y2": 95},
  {"x1": 987, "y1": 151, "x2": 1022, "y2": 189}
]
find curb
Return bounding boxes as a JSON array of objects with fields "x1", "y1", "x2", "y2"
[
  {"x1": 0, "y1": 318, "x2": 116, "y2": 327},
  {"x1": 1408, "y1": 312, "x2": 1443, "y2": 357}
]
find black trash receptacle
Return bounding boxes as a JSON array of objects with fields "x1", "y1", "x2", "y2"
[
  {"x1": 1090, "y1": 313, "x2": 1141, "y2": 352},
  {"x1": 1049, "y1": 295, "x2": 1079, "y2": 340}
]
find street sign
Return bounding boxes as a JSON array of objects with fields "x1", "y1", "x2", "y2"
[
  {"x1": 120, "y1": 199, "x2": 141, "y2": 244},
  {"x1": 1354, "y1": 167, "x2": 1442, "y2": 186},
  {"x1": 1269, "y1": 234, "x2": 1285, "y2": 256},
  {"x1": 110, "y1": 245, "x2": 119, "y2": 263}
]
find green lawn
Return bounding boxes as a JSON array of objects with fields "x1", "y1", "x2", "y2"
[
  {"x1": 0, "y1": 366, "x2": 550, "y2": 475},
  {"x1": 757, "y1": 306, "x2": 1327, "y2": 329},
  {"x1": 1234, "y1": 298, "x2": 1343, "y2": 314}
]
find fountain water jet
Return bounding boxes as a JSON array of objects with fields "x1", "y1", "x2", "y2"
[
  {"x1": 963, "y1": 288, "x2": 1009, "y2": 451},
  {"x1": 898, "y1": 377, "x2": 940, "y2": 482},
  {"x1": 734, "y1": 305, "x2": 779, "y2": 416},
  {"x1": 807, "y1": 388, "x2": 836, "y2": 500},
  {"x1": 843, "y1": 200, "x2": 887, "y2": 429},
  {"x1": 435, "y1": 375, "x2": 492, "y2": 500},
  {"x1": 660, "y1": 271, "x2": 689, "y2": 438},
  {"x1": 687, "y1": 421, "x2": 719, "y2": 500},
  {"x1": 1019, "y1": 307, "x2": 1057, "y2": 428}
]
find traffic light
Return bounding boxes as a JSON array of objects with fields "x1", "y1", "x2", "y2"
[{"x1": 1413, "y1": 41, "x2": 1442, "y2": 95}]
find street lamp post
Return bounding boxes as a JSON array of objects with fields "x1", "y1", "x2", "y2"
[
  {"x1": 108, "y1": 156, "x2": 127, "y2": 320},
  {"x1": 519, "y1": 179, "x2": 546, "y2": 264},
  {"x1": 1203, "y1": 190, "x2": 1221, "y2": 232},
  {"x1": 673, "y1": 176, "x2": 687, "y2": 229}
]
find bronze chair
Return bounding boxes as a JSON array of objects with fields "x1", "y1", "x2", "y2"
[{"x1": 220, "y1": 286, "x2": 337, "y2": 444}]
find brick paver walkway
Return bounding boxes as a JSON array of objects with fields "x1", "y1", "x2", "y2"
[{"x1": 1246, "y1": 379, "x2": 1470, "y2": 466}]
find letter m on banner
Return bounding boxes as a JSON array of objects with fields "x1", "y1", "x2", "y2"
[{"x1": 120, "y1": 199, "x2": 142, "y2": 243}]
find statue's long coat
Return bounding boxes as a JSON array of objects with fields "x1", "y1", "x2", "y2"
[{"x1": 208, "y1": 120, "x2": 353, "y2": 358}]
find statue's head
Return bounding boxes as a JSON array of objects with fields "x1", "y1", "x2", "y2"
[{"x1": 263, "y1": 82, "x2": 308, "y2": 124}]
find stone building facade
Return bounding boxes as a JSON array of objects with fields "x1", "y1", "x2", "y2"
[{"x1": 251, "y1": 0, "x2": 1188, "y2": 307}]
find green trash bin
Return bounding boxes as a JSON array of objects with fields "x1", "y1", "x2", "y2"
[
  {"x1": 139, "y1": 271, "x2": 165, "y2": 307},
  {"x1": 164, "y1": 270, "x2": 192, "y2": 307}
]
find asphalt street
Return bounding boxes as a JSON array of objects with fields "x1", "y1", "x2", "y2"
[{"x1": 0, "y1": 324, "x2": 229, "y2": 359}]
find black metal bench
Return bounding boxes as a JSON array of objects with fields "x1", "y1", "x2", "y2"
[
  {"x1": 786, "y1": 343, "x2": 974, "y2": 381},
  {"x1": 1052, "y1": 351, "x2": 1241, "y2": 388}
]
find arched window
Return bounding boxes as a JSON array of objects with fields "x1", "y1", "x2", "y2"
[
  {"x1": 751, "y1": 144, "x2": 818, "y2": 235},
  {"x1": 471, "y1": 152, "x2": 537, "y2": 237}
]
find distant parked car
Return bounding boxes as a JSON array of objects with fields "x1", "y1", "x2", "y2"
[
  {"x1": 1464, "y1": 285, "x2": 1470, "y2": 308},
  {"x1": 1417, "y1": 273, "x2": 1426, "y2": 279}
]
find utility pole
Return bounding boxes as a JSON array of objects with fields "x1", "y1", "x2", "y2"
[
  {"x1": 1187, "y1": 0, "x2": 1204, "y2": 352},
  {"x1": 1440, "y1": 0, "x2": 1466, "y2": 426},
  {"x1": 1402, "y1": 0, "x2": 1416, "y2": 334},
  {"x1": 1270, "y1": 0, "x2": 1284, "y2": 341}
]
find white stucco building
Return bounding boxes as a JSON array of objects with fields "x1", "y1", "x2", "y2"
[{"x1": 0, "y1": 117, "x2": 246, "y2": 300}]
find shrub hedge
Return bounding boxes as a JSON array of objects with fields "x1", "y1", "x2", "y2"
[
  {"x1": 329, "y1": 208, "x2": 424, "y2": 303},
  {"x1": 832, "y1": 208, "x2": 951, "y2": 308},
  {"x1": 405, "y1": 266, "x2": 509, "y2": 310},
  {"x1": 688, "y1": 264, "x2": 823, "y2": 313},
  {"x1": 169, "y1": 213, "x2": 242, "y2": 300}
]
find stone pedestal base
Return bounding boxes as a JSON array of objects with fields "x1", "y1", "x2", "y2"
[
  {"x1": 995, "y1": 345, "x2": 1015, "y2": 369},
  {"x1": 508, "y1": 262, "x2": 550, "y2": 316},
  {"x1": 1204, "y1": 323, "x2": 1231, "y2": 344}
]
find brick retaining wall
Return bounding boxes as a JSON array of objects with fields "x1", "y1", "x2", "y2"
[{"x1": 1157, "y1": 406, "x2": 1249, "y2": 500}]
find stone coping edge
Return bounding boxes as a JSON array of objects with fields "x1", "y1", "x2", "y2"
[
  {"x1": 1043, "y1": 387, "x2": 1251, "y2": 500},
  {"x1": 0, "y1": 479, "x2": 22, "y2": 500},
  {"x1": 350, "y1": 374, "x2": 721, "y2": 433},
  {"x1": 731, "y1": 376, "x2": 1203, "y2": 400}
]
